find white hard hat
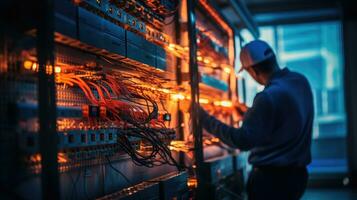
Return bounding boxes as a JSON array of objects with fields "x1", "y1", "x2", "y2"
[{"x1": 238, "y1": 40, "x2": 275, "y2": 73}]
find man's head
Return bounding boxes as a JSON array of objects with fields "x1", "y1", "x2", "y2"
[{"x1": 239, "y1": 40, "x2": 279, "y2": 85}]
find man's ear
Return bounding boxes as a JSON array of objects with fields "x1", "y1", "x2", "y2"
[
  {"x1": 248, "y1": 67, "x2": 258, "y2": 79},
  {"x1": 252, "y1": 67, "x2": 260, "y2": 76}
]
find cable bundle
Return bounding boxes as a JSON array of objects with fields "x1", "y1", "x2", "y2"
[{"x1": 56, "y1": 71, "x2": 182, "y2": 170}]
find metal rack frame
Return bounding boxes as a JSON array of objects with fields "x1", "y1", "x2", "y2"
[{"x1": 36, "y1": 0, "x2": 60, "y2": 199}]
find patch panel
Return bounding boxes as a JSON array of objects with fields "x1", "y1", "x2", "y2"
[
  {"x1": 82, "y1": 0, "x2": 104, "y2": 11},
  {"x1": 73, "y1": 0, "x2": 169, "y2": 44},
  {"x1": 140, "y1": 0, "x2": 178, "y2": 16},
  {"x1": 80, "y1": 0, "x2": 147, "y2": 33},
  {"x1": 147, "y1": 171, "x2": 189, "y2": 200},
  {"x1": 78, "y1": 7, "x2": 127, "y2": 58},
  {"x1": 54, "y1": 1, "x2": 77, "y2": 39},
  {"x1": 3, "y1": 80, "x2": 96, "y2": 111},
  {"x1": 125, "y1": 12, "x2": 147, "y2": 33},
  {"x1": 145, "y1": 25, "x2": 170, "y2": 44},
  {"x1": 60, "y1": 128, "x2": 119, "y2": 148},
  {"x1": 52, "y1": 0, "x2": 171, "y2": 72},
  {"x1": 110, "y1": 0, "x2": 166, "y2": 29},
  {"x1": 201, "y1": 155, "x2": 234, "y2": 184},
  {"x1": 53, "y1": 3, "x2": 168, "y2": 70},
  {"x1": 97, "y1": 171, "x2": 189, "y2": 200},
  {"x1": 194, "y1": 1, "x2": 233, "y2": 104},
  {"x1": 25, "y1": 144, "x2": 126, "y2": 174},
  {"x1": 78, "y1": 0, "x2": 148, "y2": 37},
  {"x1": 197, "y1": 29, "x2": 229, "y2": 59},
  {"x1": 156, "y1": 44, "x2": 167, "y2": 71},
  {"x1": 18, "y1": 128, "x2": 174, "y2": 154},
  {"x1": 126, "y1": 30, "x2": 157, "y2": 68},
  {"x1": 15, "y1": 103, "x2": 83, "y2": 120},
  {"x1": 57, "y1": 85, "x2": 91, "y2": 106},
  {"x1": 64, "y1": 144, "x2": 121, "y2": 161},
  {"x1": 124, "y1": 30, "x2": 167, "y2": 70},
  {"x1": 18, "y1": 128, "x2": 117, "y2": 154},
  {"x1": 97, "y1": 179, "x2": 160, "y2": 200},
  {"x1": 55, "y1": 44, "x2": 99, "y2": 67}
]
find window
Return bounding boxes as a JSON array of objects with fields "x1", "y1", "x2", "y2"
[{"x1": 260, "y1": 22, "x2": 346, "y2": 139}]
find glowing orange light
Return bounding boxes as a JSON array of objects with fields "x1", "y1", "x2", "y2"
[
  {"x1": 23, "y1": 60, "x2": 33, "y2": 70},
  {"x1": 171, "y1": 93, "x2": 185, "y2": 100},
  {"x1": 223, "y1": 67, "x2": 231, "y2": 74},
  {"x1": 159, "y1": 88, "x2": 170, "y2": 94},
  {"x1": 57, "y1": 152, "x2": 68, "y2": 163},
  {"x1": 168, "y1": 43, "x2": 176, "y2": 51},
  {"x1": 54, "y1": 66, "x2": 61, "y2": 73},
  {"x1": 199, "y1": 98, "x2": 209, "y2": 104},
  {"x1": 187, "y1": 178, "x2": 198, "y2": 188},
  {"x1": 73, "y1": 0, "x2": 82, "y2": 4},
  {"x1": 169, "y1": 140, "x2": 190, "y2": 153},
  {"x1": 221, "y1": 100, "x2": 232, "y2": 107},
  {"x1": 170, "y1": 140, "x2": 185, "y2": 145},
  {"x1": 198, "y1": 0, "x2": 233, "y2": 37},
  {"x1": 204, "y1": 139, "x2": 212, "y2": 145},
  {"x1": 203, "y1": 58, "x2": 210, "y2": 64},
  {"x1": 214, "y1": 100, "x2": 233, "y2": 107},
  {"x1": 32, "y1": 63, "x2": 38, "y2": 71},
  {"x1": 197, "y1": 56, "x2": 203, "y2": 61}
]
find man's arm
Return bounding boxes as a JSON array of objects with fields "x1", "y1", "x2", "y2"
[{"x1": 199, "y1": 92, "x2": 275, "y2": 151}]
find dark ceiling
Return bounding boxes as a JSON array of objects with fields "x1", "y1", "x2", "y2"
[
  {"x1": 243, "y1": 0, "x2": 343, "y2": 13},
  {"x1": 212, "y1": 0, "x2": 349, "y2": 37}
]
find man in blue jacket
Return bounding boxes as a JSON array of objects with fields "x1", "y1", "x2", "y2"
[{"x1": 199, "y1": 40, "x2": 314, "y2": 200}]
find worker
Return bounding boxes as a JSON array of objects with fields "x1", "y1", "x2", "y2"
[{"x1": 199, "y1": 40, "x2": 314, "y2": 200}]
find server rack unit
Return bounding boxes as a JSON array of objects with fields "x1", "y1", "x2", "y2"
[{"x1": 183, "y1": 0, "x2": 246, "y2": 199}]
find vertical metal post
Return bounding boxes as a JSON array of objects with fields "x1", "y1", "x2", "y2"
[
  {"x1": 186, "y1": 0, "x2": 205, "y2": 198},
  {"x1": 175, "y1": 3, "x2": 186, "y2": 166},
  {"x1": 36, "y1": 0, "x2": 60, "y2": 199},
  {"x1": 343, "y1": 2, "x2": 357, "y2": 187},
  {"x1": 228, "y1": 74, "x2": 233, "y2": 126},
  {"x1": 237, "y1": 34, "x2": 247, "y2": 104}
]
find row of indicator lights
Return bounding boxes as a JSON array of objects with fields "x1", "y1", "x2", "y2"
[
  {"x1": 166, "y1": 43, "x2": 232, "y2": 74},
  {"x1": 170, "y1": 93, "x2": 232, "y2": 107},
  {"x1": 90, "y1": 0, "x2": 168, "y2": 43},
  {"x1": 23, "y1": 60, "x2": 62, "y2": 74}
]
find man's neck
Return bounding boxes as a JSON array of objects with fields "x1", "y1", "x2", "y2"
[{"x1": 264, "y1": 66, "x2": 280, "y2": 85}]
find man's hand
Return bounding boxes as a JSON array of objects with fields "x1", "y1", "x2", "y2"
[
  {"x1": 234, "y1": 102, "x2": 248, "y2": 115},
  {"x1": 232, "y1": 102, "x2": 248, "y2": 123},
  {"x1": 179, "y1": 99, "x2": 248, "y2": 117}
]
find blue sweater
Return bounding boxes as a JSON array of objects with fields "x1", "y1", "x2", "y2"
[{"x1": 200, "y1": 68, "x2": 314, "y2": 167}]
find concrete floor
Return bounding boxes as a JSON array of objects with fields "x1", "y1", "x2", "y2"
[{"x1": 302, "y1": 188, "x2": 357, "y2": 200}]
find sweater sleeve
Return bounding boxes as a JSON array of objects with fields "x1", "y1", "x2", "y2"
[{"x1": 199, "y1": 92, "x2": 275, "y2": 151}]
